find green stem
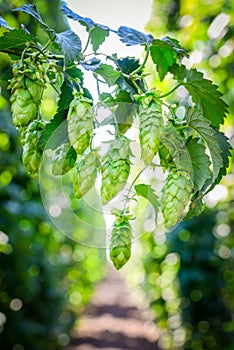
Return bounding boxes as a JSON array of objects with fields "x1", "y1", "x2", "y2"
[
  {"x1": 131, "y1": 45, "x2": 150, "y2": 77},
  {"x1": 82, "y1": 34, "x2": 91, "y2": 54},
  {"x1": 42, "y1": 39, "x2": 52, "y2": 53},
  {"x1": 123, "y1": 167, "x2": 146, "y2": 214},
  {"x1": 159, "y1": 83, "x2": 183, "y2": 98}
]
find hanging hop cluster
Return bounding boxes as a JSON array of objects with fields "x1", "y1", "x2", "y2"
[
  {"x1": 138, "y1": 93, "x2": 163, "y2": 165},
  {"x1": 162, "y1": 169, "x2": 193, "y2": 228},
  {"x1": 101, "y1": 135, "x2": 131, "y2": 205},
  {"x1": 8, "y1": 57, "x2": 45, "y2": 127},
  {"x1": 20, "y1": 120, "x2": 46, "y2": 175},
  {"x1": 67, "y1": 96, "x2": 95, "y2": 155},
  {"x1": 73, "y1": 150, "x2": 100, "y2": 199},
  {"x1": 110, "y1": 211, "x2": 133, "y2": 270}
]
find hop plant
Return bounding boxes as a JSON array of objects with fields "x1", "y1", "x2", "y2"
[
  {"x1": 101, "y1": 136, "x2": 130, "y2": 205},
  {"x1": 67, "y1": 96, "x2": 94, "y2": 155},
  {"x1": 110, "y1": 211, "x2": 133, "y2": 270},
  {"x1": 73, "y1": 150, "x2": 100, "y2": 199},
  {"x1": 8, "y1": 58, "x2": 45, "y2": 127},
  {"x1": 162, "y1": 169, "x2": 193, "y2": 228},
  {"x1": 138, "y1": 93, "x2": 163, "y2": 165},
  {"x1": 51, "y1": 144, "x2": 77, "y2": 176},
  {"x1": 20, "y1": 120, "x2": 45, "y2": 175}
]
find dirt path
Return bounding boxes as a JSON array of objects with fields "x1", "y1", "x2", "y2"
[{"x1": 67, "y1": 264, "x2": 160, "y2": 350}]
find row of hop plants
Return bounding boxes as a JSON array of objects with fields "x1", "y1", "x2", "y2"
[
  {"x1": 0, "y1": 110, "x2": 107, "y2": 349},
  {"x1": 136, "y1": 202, "x2": 234, "y2": 350}
]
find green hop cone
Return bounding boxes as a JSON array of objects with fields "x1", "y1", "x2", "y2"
[
  {"x1": 73, "y1": 150, "x2": 100, "y2": 199},
  {"x1": 138, "y1": 93, "x2": 163, "y2": 166},
  {"x1": 162, "y1": 169, "x2": 193, "y2": 229},
  {"x1": 8, "y1": 58, "x2": 45, "y2": 127},
  {"x1": 110, "y1": 213, "x2": 132, "y2": 270},
  {"x1": 20, "y1": 120, "x2": 45, "y2": 175},
  {"x1": 67, "y1": 97, "x2": 94, "y2": 155},
  {"x1": 51, "y1": 144, "x2": 77, "y2": 176},
  {"x1": 101, "y1": 136, "x2": 130, "y2": 205}
]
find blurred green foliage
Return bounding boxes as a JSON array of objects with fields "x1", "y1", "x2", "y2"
[
  {"x1": 0, "y1": 1, "x2": 107, "y2": 349},
  {"x1": 140, "y1": 203, "x2": 234, "y2": 349},
  {"x1": 146, "y1": 0, "x2": 234, "y2": 118}
]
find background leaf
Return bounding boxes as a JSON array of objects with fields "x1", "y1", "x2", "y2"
[
  {"x1": 0, "y1": 17, "x2": 12, "y2": 30},
  {"x1": 90, "y1": 27, "x2": 110, "y2": 52},
  {"x1": 116, "y1": 57, "x2": 141, "y2": 74},
  {"x1": 61, "y1": 4, "x2": 110, "y2": 33},
  {"x1": 38, "y1": 79, "x2": 73, "y2": 150},
  {"x1": 0, "y1": 29, "x2": 35, "y2": 55},
  {"x1": 187, "y1": 109, "x2": 228, "y2": 188},
  {"x1": 95, "y1": 64, "x2": 120, "y2": 86},
  {"x1": 150, "y1": 38, "x2": 185, "y2": 80},
  {"x1": 117, "y1": 26, "x2": 154, "y2": 46},
  {"x1": 186, "y1": 137, "x2": 211, "y2": 192},
  {"x1": 135, "y1": 184, "x2": 160, "y2": 219},
  {"x1": 13, "y1": 4, "x2": 55, "y2": 38},
  {"x1": 55, "y1": 30, "x2": 82, "y2": 63},
  {"x1": 81, "y1": 57, "x2": 101, "y2": 71},
  {"x1": 170, "y1": 64, "x2": 228, "y2": 127}
]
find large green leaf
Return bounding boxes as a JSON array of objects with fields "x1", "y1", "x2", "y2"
[
  {"x1": 95, "y1": 64, "x2": 120, "y2": 86},
  {"x1": 135, "y1": 184, "x2": 159, "y2": 219},
  {"x1": 187, "y1": 109, "x2": 229, "y2": 188},
  {"x1": 117, "y1": 26, "x2": 154, "y2": 46},
  {"x1": 186, "y1": 137, "x2": 211, "y2": 192},
  {"x1": 90, "y1": 27, "x2": 110, "y2": 52},
  {"x1": 38, "y1": 79, "x2": 73, "y2": 150},
  {"x1": 55, "y1": 30, "x2": 82, "y2": 63},
  {"x1": 150, "y1": 38, "x2": 188, "y2": 81},
  {"x1": 0, "y1": 29, "x2": 35, "y2": 55},
  {"x1": 170, "y1": 64, "x2": 228, "y2": 127},
  {"x1": 13, "y1": 4, "x2": 55, "y2": 38}
]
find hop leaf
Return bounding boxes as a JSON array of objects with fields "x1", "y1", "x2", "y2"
[
  {"x1": 101, "y1": 136, "x2": 130, "y2": 204},
  {"x1": 138, "y1": 93, "x2": 163, "y2": 165},
  {"x1": 162, "y1": 169, "x2": 193, "y2": 229},
  {"x1": 67, "y1": 97, "x2": 94, "y2": 155},
  {"x1": 73, "y1": 150, "x2": 100, "y2": 199},
  {"x1": 110, "y1": 213, "x2": 132, "y2": 270}
]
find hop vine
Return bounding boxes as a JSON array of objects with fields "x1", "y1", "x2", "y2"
[{"x1": 1, "y1": 3, "x2": 232, "y2": 269}]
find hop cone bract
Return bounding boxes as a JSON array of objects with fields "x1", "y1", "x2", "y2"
[
  {"x1": 68, "y1": 98, "x2": 94, "y2": 155},
  {"x1": 110, "y1": 213, "x2": 132, "y2": 270},
  {"x1": 20, "y1": 120, "x2": 45, "y2": 175},
  {"x1": 73, "y1": 151, "x2": 100, "y2": 199},
  {"x1": 8, "y1": 58, "x2": 44, "y2": 126},
  {"x1": 139, "y1": 94, "x2": 163, "y2": 165},
  {"x1": 51, "y1": 144, "x2": 77, "y2": 176},
  {"x1": 162, "y1": 169, "x2": 192, "y2": 228},
  {"x1": 101, "y1": 136, "x2": 130, "y2": 205}
]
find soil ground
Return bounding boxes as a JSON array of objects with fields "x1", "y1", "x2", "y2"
[{"x1": 67, "y1": 265, "x2": 160, "y2": 350}]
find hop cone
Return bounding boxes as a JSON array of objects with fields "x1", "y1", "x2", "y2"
[
  {"x1": 101, "y1": 136, "x2": 130, "y2": 205},
  {"x1": 67, "y1": 98, "x2": 94, "y2": 155},
  {"x1": 110, "y1": 213, "x2": 132, "y2": 270},
  {"x1": 73, "y1": 151, "x2": 100, "y2": 199},
  {"x1": 8, "y1": 58, "x2": 44, "y2": 126},
  {"x1": 51, "y1": 144, "x2": 77, "y2": 176},
  {"x1": 20, "y1": 120, "x2": 45, "y2": 175},
  {"x1": 162, "y1": 169, "x2": 192, "y2": 228},
  {"x1": 139, "y1": 94, "x2": 163, "y2": 165}
]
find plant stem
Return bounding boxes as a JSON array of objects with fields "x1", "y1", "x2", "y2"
[
  {"x1": 131, "y1": 45, "x2": 150, "y2": 76},
  {"x1": 159, "y1": 83, "x2": 183, "y2": 98},
  {"x1": 123, "y1": 167, "x2": 146, "y2": 214},
  {"x1": 82, "y1": 34, "x2": 91, "y2": 54}
]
